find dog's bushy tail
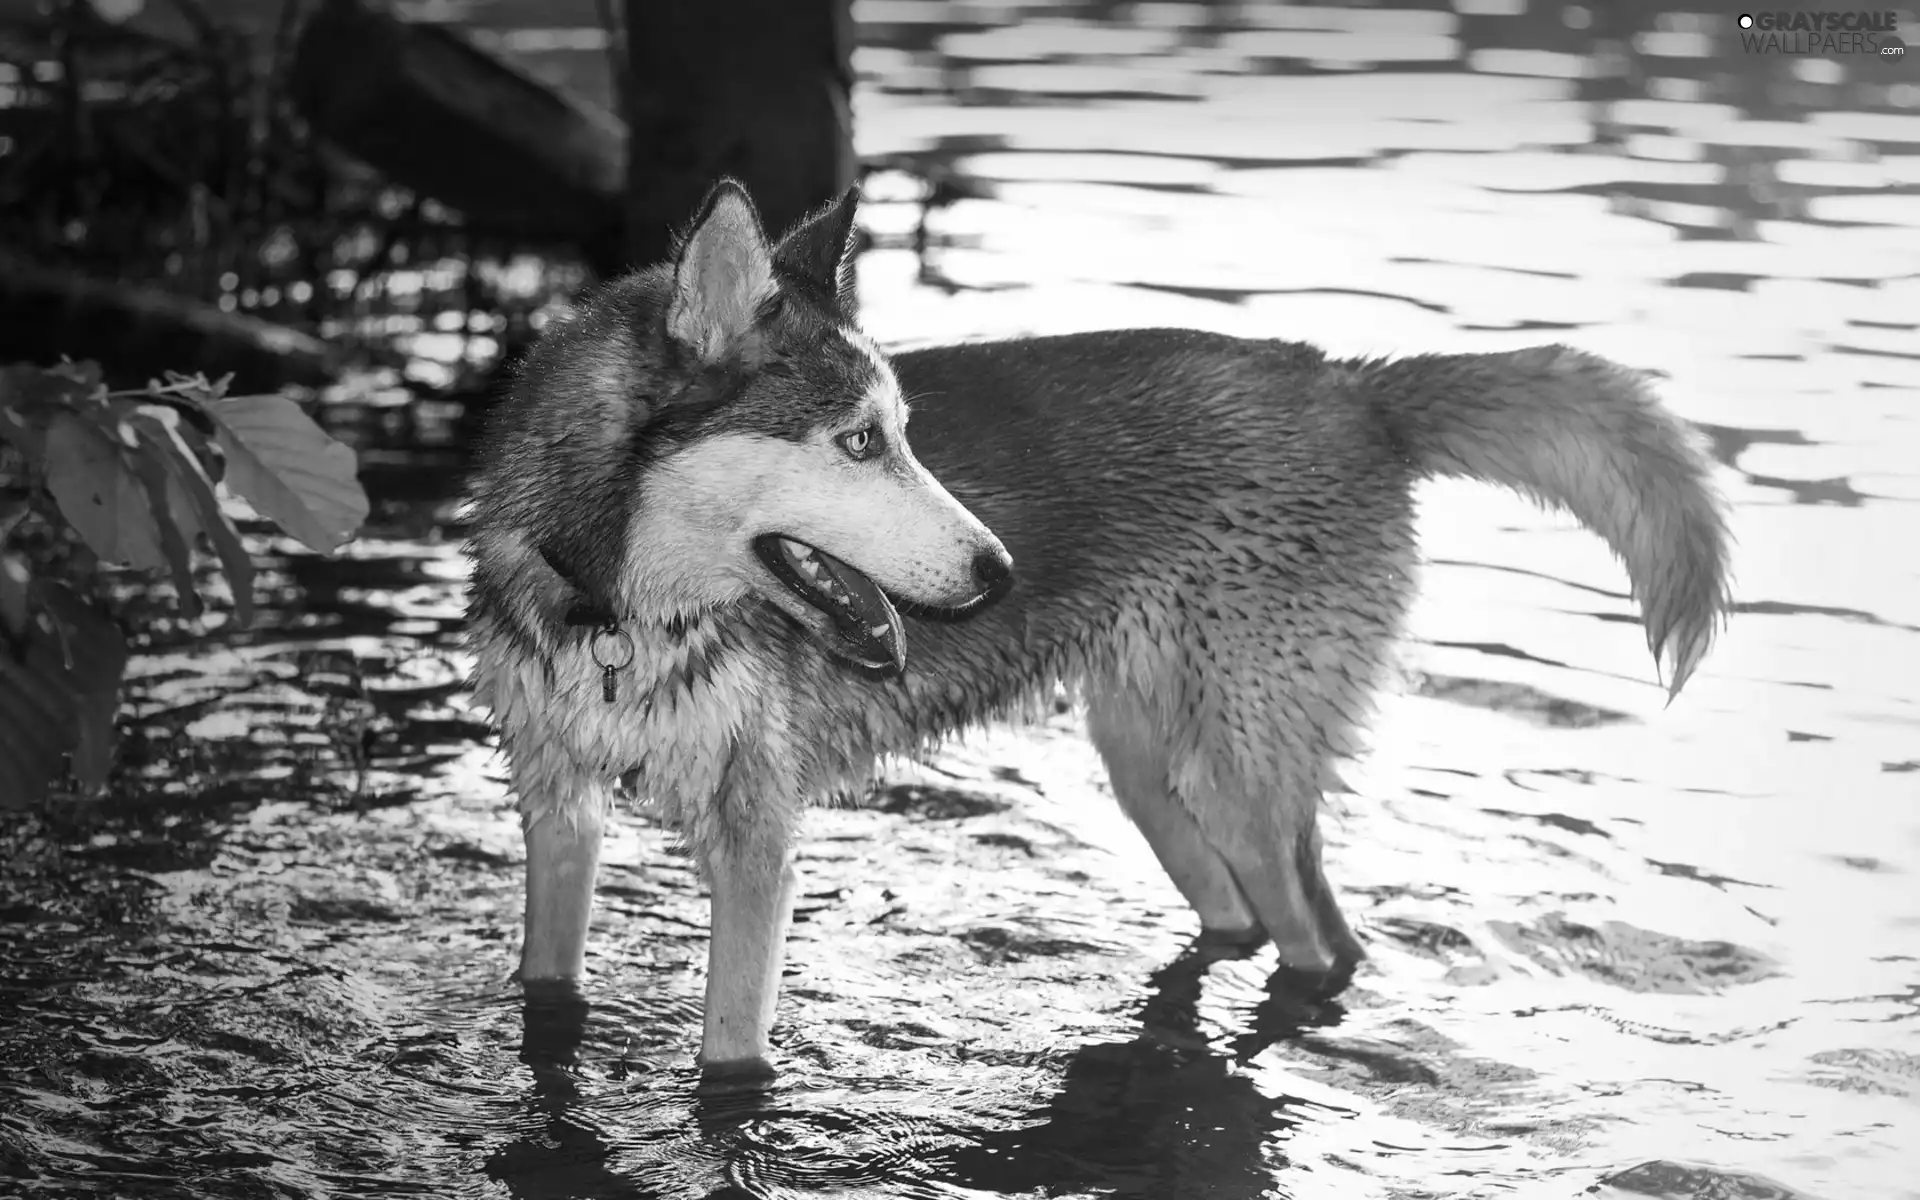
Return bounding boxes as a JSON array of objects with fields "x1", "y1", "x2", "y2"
[{"x1": 1367, "y1": 345, "x2": 1732, "y2": 698}]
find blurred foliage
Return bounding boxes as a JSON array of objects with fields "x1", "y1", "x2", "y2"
[
  {"x1": 3, "y1": 1, "x2": 316, "y2": 282},
  {"x1": 0, "y1": 0, "x2": 583, "y2": 392},
  {"x1": 0, "y1": 358, "x2": 369, "y2": 806}
]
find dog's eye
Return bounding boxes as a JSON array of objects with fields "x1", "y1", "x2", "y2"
[{"x1": 837, "y1": 426, "x2": 882, "y2": 460}]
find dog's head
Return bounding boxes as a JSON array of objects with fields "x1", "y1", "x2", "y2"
[{"x1": 592, "y1": 180, "x2": 1012, "y2": 675}]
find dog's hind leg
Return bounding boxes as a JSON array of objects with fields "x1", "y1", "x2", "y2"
[
  {"x1": 1088, "y1": 686, "x2": 1362, "y2": 992},
  {"x1": 519, "y1": 777, "x2": 612, "y2": 980},
  {"x1": 1086, "y1": 692, "x2": 1263, "y2": 942},
  {"x1": 1193, "y1": 769, "x2": 1361, "y2": 992}
]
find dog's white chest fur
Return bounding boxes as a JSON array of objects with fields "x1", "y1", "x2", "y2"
[{"x1": 472, "y1": 615, "x2": 784, "y2": 826}]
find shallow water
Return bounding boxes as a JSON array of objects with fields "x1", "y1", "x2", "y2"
[{"x1": 5, "y1": 3, "x2": 1920, "y2": 1198}]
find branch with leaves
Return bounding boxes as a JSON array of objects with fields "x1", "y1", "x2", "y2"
[{"x1": 0, "y1": 361, "x2": 369, "y2": 806}]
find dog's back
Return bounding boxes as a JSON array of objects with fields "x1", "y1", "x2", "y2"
[{"x1": 896, "y1": 330, "x2": 1722, "y2": 695}]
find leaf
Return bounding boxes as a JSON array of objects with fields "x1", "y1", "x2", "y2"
[
  {"x1": 129, "y1": 391, "x2": 222, "y2": 452},
  {"x1": 124, "y1": 415, "x2": 203, "y2": 620},
  {"x1": 1, "y1": 360, "x2": 101, "y2": 405},
  {"x1": 0, "y1": 360, "x2": 105, "y2": 443},
  {"x1": 44, "y1": 359, "x2": 106, "y2": 397},
  {"x1": 0, "y1": 405, "x2": 41, "y2": 462},
  {"x1": 203, "y1": 393, "x2": 368, "y2": 554},
  {"x1": 0, "y1": 551, "x2": 27, "y2": 645},
  {"x1": 129, "y1": 407, "x2": 255, "y2": 625},
  {"x1": 0, "y1": 585, "x2": 127, "y2": 807},
  {"x1": 111, "y1": 397, "x2": 227, "y2": 487},
  {"x1": 68, "y1": 660, "x2": 122, "y2": 797},
  {"x1": 160, "y1": 370, "x2": 232, "y2": 403},
  {"x1": 0, "y1": 364, "x2": 70, "y2": 462},
  {"x1": 0, "y1": 364, "x2": 28, "y2": 411},
  {"x1": 41, "y1": 412, "x2": 170, "y2": 570}
]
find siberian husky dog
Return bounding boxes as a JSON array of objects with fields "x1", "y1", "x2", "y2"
[{"x1": 465, "y1": 179, "x2": 1730, "y2": 1078}]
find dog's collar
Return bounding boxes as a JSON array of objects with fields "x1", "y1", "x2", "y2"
[
  {"x1": 537, "y1": 544, "x2": 636, "y2": 703},
  {"x1": 537, "y1": 542, "x2": 702, "y2": 642},
  {"x1": 537, "y1": 545, "x2": 619, "y2": 629}
]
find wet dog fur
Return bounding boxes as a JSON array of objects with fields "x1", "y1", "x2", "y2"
[{"x1": 465, "y1": 179, "x2": 1732, "y2": 1079}]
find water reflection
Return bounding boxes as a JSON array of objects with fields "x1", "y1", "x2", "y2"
[
  {"x1": 483, "y1": 984, "x2": 631, "y2": 1199},
  {"x1": 946, "y1": 943, "x2": 1344, "y2": 1198}
]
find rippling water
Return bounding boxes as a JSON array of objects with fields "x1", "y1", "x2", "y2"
[{"x1": 4, "y1": 3, "x2": 1918, "y2": 1197}]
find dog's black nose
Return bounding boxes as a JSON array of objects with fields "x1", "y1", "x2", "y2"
[{"x1": 972, "y1": 548, "x2": 1013, "y2": 591}]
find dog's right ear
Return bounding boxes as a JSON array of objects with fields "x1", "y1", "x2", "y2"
[
  {"x1": 773, "y1": 185, "x2": 861, "y2": 314},
  {"x1": 667, "y1": 179, "x2": 776, "y2": 367}
]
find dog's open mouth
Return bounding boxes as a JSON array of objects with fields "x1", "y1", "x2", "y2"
[{"x1": 753, "y1": 534, "x2": 906, "y2": 673}]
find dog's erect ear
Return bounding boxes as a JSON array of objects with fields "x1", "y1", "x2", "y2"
[
  {"x1": 773, "y1": 185, "x2": 861, "y2": 311},
  {"x1": 667, "y1": 179, "x2": 776, "y2": 366}
]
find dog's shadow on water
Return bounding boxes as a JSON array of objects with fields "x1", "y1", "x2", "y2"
[
  {"x1": 481, "y1": 983, "x2": 640, "y2": 1200},
  {"x1": 483, "y1": 948, "x2": 1338, "y2": 1199},
  {"x1": 939, "y1": 943, "x2": 1344, "y2": 1198}
]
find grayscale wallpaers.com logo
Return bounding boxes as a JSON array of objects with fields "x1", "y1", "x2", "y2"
[{"x1": 1738, "y1": 11, "x2": 1907, "y2": 56}]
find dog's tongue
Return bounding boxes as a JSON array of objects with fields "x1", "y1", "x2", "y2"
[{"x1": 813, "y1": 550, "x2": 906, "y2": 671}]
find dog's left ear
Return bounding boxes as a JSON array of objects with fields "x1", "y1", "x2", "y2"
[
  {"x1": 667, "y1": 179, "x2": 777, "y2": 366},
  {"x1": 773, "y1": 185, "x2": 861, "y2": 314}
]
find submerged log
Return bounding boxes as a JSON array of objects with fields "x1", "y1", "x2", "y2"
[
  {"x1": 624, "y1": 0, "x2": 857, "y2": 268},
  {"x1": 287, "y1": 0, "x2": 628, "y2": 270},
  {"x1": 0, "y1": 254, "x2": 347, "y2": 392}
]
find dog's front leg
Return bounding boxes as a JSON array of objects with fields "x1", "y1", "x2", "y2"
[
  {"x1": 520, "y1": 781, "x2": 612, "y2": 980},
  {"x1": 695, "y1": 800, "x2": 800, "y2": 1079}
]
